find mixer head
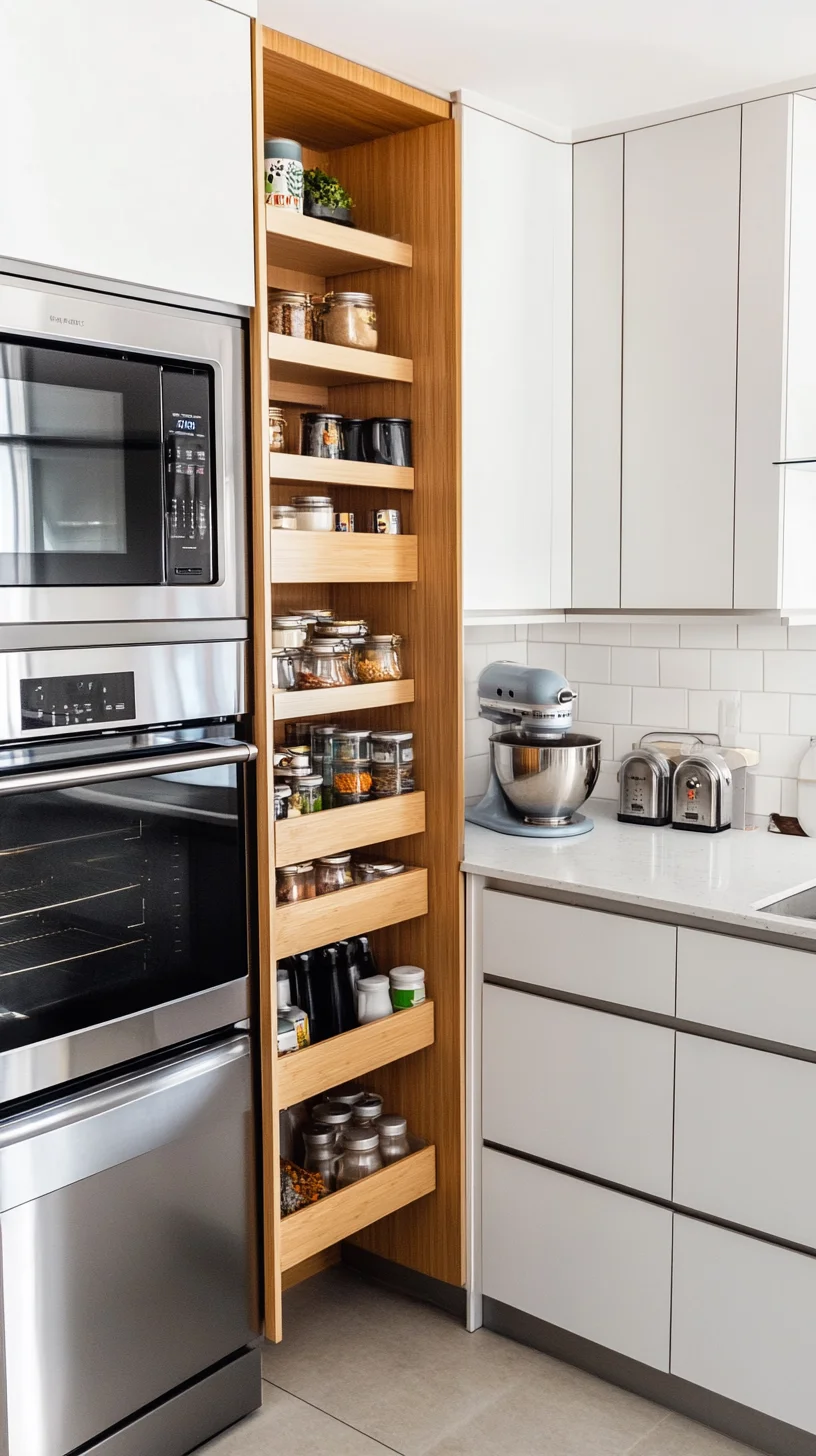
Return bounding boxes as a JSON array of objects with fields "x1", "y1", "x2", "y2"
[{"x1": 476, "y1": 661, "x2": 577, "y2": 732}]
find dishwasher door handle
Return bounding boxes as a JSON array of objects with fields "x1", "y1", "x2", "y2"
[{"x1": 0, "y1": 740, "x2": 257, "y2": 797}]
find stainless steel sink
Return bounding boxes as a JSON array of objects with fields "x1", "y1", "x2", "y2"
[{"x1": 758, "y1": 885, "x2": 816, "y2": 920}]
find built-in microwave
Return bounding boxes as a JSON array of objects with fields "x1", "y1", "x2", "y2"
[{"x1": 0, "y1": 275, "x2": 246, "y2": 638}]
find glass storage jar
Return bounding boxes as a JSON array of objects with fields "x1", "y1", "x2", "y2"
[
  {"x1": 268, "y1": 288, "x2": 313, "y2": 339},
  {"x1": 302, "y1": 1124, "x2": 339, "y2": 1192},
  {"x1": 269, "y1": 405, "x2": 288, "y2": 453},
  {"x1": 331, "y1": 729, "x2": 371, "y2": 763},
  {"x1": 273, "y1": 784, "x2": 291, "y2": 820},
  {"x1": 275, "y1": 763, "x2": 313, "y2": 813},
  {"x1": 315, "y1": 852, "x2": 353, "y2": 896},
  {"x1": 315, "y1": 292, "x2": 378, "y2": 352},
  {"x1": 332, "y1": 764, "x2": 372, "y2": 805},
  {"x1": 301, "y1": 412, "x2": 343, "y2": 460},
  {"x1": 314, "y1": 618, "x2": 368, "y2": 642},
  {"x1": 272, "y1": 504, "x2": 297, "y2": 531},
  {"x1": 352, "y1": 1091, "x2": 384, "y2": 1127},
  {"x1": 270, "y1": 615, "x2": 309, "y2": 651},
  {"x1": 293, "y1": 495, "x2": 334, "y2": 531},
  {"x1": 312, "y1": 1101, "x2": 353, "y2": 1150},
  {"x1": 352, "y1": 634, "x2": 403, "y2": 683},
  {"x1": 270, "y1": 648, "x2": 297, "y2": 692},
  {"x1": 351, "y1": 855, "x2": 404, "y2": 884},
  {"x1": 336, "y1": 1126, "x2": 383, "y2": 1186},
  {"x1": 370, "y1": 730, "x2": 414, "y2": 796},
  {"x1": 276, "y1": 862, "x2": 316, "y2": 904},
  {"x1": 298, "y1": 775, "x2": 323, "y2": 814},
  {"x1": 296, "y1": 640, "x2": 355, "y2": 691},
  {"x1": 376, "y1": 1113, "x2": 411, "y2": 1164}
]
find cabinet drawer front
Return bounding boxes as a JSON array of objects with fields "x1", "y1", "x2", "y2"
[
  {"x1": 483, "y1": 1149, "x2": 672, "y2": 1370},
  {"x1": 677, "y1": 927, "x2": 816, "y2": 1048},
  {"x1": 483, "y1": 890, "x2": 676, "y2": 1013},
  {"x1": 674, "y1": 1032, "x2": 816, "y2": 1248},
  {"x1": 483, "y1": 985, "x2": 674, "y2": 1197},
  {"x1": 672, "y1": 1214, "x2": 816, "y2": 1435}
]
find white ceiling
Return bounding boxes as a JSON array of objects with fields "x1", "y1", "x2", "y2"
[{"x1": 259, "y1": 0, "x2": 816, "y2": 133}]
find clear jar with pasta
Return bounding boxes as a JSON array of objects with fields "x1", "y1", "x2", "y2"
[
  {"x1": 296, "y1": 641, "x2": 355, "y2": 691},
  {"x1": 352, "y1": 634, "x2": 403, "y2": 683}
]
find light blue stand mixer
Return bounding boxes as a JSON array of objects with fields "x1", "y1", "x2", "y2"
[{"x1": 465, "y1": 661, "x2": 602, "y2": 839}]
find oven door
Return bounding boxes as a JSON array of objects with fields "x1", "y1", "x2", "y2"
[{"x1": 0, "y1": 736, "x2": 256, "y2": 1099}]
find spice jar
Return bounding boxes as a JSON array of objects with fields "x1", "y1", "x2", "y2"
[
  {"x1": 293, "y1": 495, "x2": 334, "y2": 532},
  {"x1": 302, "y1": 1124, "x2": 340, "y2": 1192},
  {"x1": 276, "y1": 862, "x2": 316, "y2": 904},
  {"x1": 314, "y1": 619, "x2": 368, "y2": 642},
  {"x1": 268, "y1": 288, "x2": 313, "y2": 339},
  {"x1": 301, "y1": 412, "x2": 343, "y2": 460},
  {"x1": 389, "y1": 965, "x2": 426, "y2": 1009},
  {"x1": 352, "y1": 1091, "x2": 384, "y2": 1126},
  {"x1": 271, "y1": 615, "x2": 309, "y2": 651},
  {"x1": 264, "y1": 138, "x2": 303, "y2": 213},
  {"x1": 371, "y1": 730, "x2": 414, "y2": 796},
  {"x1": 353, "y1": 635, "x2": 403, "y2": 683},
  {"x1": 315, "y1": 852, "x2": 353, "y2": 895},
  {"x1": 376, "y1": 1113, "x2": 411, "y2": 1164},
  {"x1": 297, "y1": 640, "x2": 355, "y2": 691},
  {"x1": 269, "y1": 405, "x2": 288, "y2": 453},
  {"x1": 336, "y1": 1126, "x2": 383, "y2": 1186},
  {"x1": 316, "y1": 292, "x2": 378, "y2": 352},
  {"x1": 312, "y1": 1100, "x2": 353, "y2": 1150},
  {"x1": 352, "y1": 854, "x2": 405, "y2": 884},
  {"x1": 298, "y1": 775, "x2": 324, "y2": 814},
  {"x1": 369, "y1": 508, "x2": 402, "y2": 534},
  {"x1": 275, "y1": 763, "x2": 314, "y2": 813},
  {"x1": 274, "y1": 784, "x2": 291, "y2": 820},
  {"x1": 272, "y1": 503, "x2": 297, "y2": 531},
  {"x1": 270, "y1": 648, "x2": 297, "y2": 693},
  {"x1": 331, "y1": 729, "x2": 371, "y2": 763}
]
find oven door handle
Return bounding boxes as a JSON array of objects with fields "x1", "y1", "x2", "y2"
[{"x1": 0, "y1": 741, "x2": 258, "y2": 797}]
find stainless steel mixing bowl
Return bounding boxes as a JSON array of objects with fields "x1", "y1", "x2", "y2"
[{"x1": 490, "y1": 729, "x2": 602, "y2": 826}]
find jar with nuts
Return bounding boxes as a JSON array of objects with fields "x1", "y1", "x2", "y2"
[{"x1": 352, "y1": 634, "x2": 403, "y2": 683}]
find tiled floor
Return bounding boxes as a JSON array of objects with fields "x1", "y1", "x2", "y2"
[{"x1": 199, "y1": 1267, "x2": 761, "y2": 1456}]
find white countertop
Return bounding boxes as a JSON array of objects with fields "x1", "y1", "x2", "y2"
[{"x1": 463, "y1": 799, "x2": 816, "y2": 944}]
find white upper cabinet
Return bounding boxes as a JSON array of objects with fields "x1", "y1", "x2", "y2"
[
  {"x1": 620, "y1": 109, "x2": 741, "y2": 609},
  {"x1": 0, "y1": 0, "x2": 254, "y2": 306},
  {"x1": 459, "y1": 104, "x2": 572, "y2": 614}
]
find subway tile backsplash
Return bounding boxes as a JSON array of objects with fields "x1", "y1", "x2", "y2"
[{"x1": 463, "y1": 620, "x2": 816, "y2": 817}]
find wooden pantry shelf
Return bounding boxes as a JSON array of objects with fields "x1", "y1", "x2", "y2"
[
  {"x1": 279, "y1": 1144, "x2": 436, "y2": 1270},
  {"x1": 275, "y1": 791, "x2": 425, "y2": 866},
  {"x1": 273, "y1": 678, "x2": 414, "y2": 722},
  {"x1": 269, "y1": 455, "x2": 414, "y2": 492},
  {"x1": 278, "y1": 1000, "x2": 434, "y2": 1107},
  {"x1": 266, "y1": 206, "x2": 412, "y2": 275},
  {"x1": 269, "y1": 333, "x2": 413, "y2": 388},
  {"x1": 274, "y1": 866, "x2": 428, "y2": 958},
  {"x1": 271, "y1": 530, "x2": 417, "y2": 583}
]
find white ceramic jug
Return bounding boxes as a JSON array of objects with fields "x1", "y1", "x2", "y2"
[{"x1": 356, "y1": 974, "x2": 393, "y2": 1024}]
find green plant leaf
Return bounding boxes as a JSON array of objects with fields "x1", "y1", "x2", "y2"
[{"x1": 303, "y1": 166, "x2": 354, "y2": 210}]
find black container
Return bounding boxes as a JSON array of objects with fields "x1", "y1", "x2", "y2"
[
  {"x1": 301, "y1": 412, "x2": 343, "y2": 459},
  {"x1": 287, "y1": 950, "x2": 333, "y2": 1043},
  {"x1": 323, "y1": 944, "x2": 357, "y2": 1033},
  {"x1": 303, "y1": 198, "x2": 354, "y2": 228},
  {"x1": 341, "y1": 418, "x2": 365, "y2": 461},
  {"x1": 362, "y1": 417, "x2": 412, "y2": 468}
]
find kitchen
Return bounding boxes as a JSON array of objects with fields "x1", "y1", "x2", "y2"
[{"x1": 4, "y1": 2, "x2": 816, "y2": 1454}]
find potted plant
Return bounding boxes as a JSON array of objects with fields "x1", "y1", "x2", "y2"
[{"x1": 303, "y1": 167, "x2": 355, "y2": 227}]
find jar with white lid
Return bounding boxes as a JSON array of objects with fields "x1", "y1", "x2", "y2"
[
  {"x1": 293, "y1": 495, "x2": 334, "y2": 531},
  {"x1": 376, "y1": 1113, "x2": 410, "y2": 1164},
  {"x1": 389, "y1": 965, "x2": 426, "y2": 1009},
  {"x1": 336, "y1": 1126, "x2": 382, "y2": 1186}
]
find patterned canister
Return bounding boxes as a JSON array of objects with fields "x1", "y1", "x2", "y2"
[{"x1": 264, "y1": 138, "x2": 303, "y2": 212}]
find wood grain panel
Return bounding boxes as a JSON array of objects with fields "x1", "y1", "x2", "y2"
[
  {"x1": 268, "y1": 333, "x2": 413, "y2": 387},
  {"x1": 275, "y1": 867, "x2": 428, "y2": 957},
  {"x1": 269, "y1": 455, "x2": 414, "y2": 491},
  {"x1": 271, "y1": 530, "x2": 417, "y2": 583},
  {"x1": 272, "y1": 678, "x2": 414, "y2": 721},
  {"x1": 269, "y1": 378, "x2": 329, "y2": 409},
  {"x1": 267, "y1": 206, "x2": 412, "y2": 275},
  {"x1": 278, "y1": 1001, "x2": 435, "y2": 1107},
  {"x1": 275, "y1": 791, "x2": 425, "y2": 865},
  {"x1": 279, "y1": 1145, "x2": 437, "y2": 1269},
  {"x1": 281, "y1": 1246, "x2": 340, "y2": 1291}
]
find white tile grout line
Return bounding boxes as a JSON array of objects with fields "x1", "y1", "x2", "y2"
[
  {"x1": 263, "y1": 1377, "x2": 405, "y2": 1454},
  {"x1": 622, "y1": 1410, "x2": 674, "y2": 1456}
]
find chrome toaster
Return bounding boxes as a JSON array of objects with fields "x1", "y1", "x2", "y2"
[
  {"x1": 618, "y1": 746, "x2": 674, "y2": 826},
  {"x1": 672, "y1": 751, "x2": 733, "y2": 832}
]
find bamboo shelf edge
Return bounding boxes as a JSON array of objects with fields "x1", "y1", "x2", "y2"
[
  {"x1": 266, "y1": 206, "x2": 412, "y2": 273},
  {"x1": 272, "y1": 678, "x2": 414, "y2": 721},
  {"x1": 274, "y1": 791, "x2": 426, "y2": 866},
  {"x1": 269, "y1": 455, "x2": 414, "y2": 491},
  {"x1": 270, "y1": 530, "x2": 418, "y2": 583},
  {"x1": 274, "y1": 866, "x2": 428, "y2": 958},
  {"x1": 268, "y1": 333, "x2": 413, "y2": 386},
  {"x1": 277, "y1": 1000, "x2": 435, "y2": 1107},
  {"x1": 279, "y1": 1145, "x2": 437, "y2": 1270}
]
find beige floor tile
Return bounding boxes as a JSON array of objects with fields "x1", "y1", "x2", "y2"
[
  {"x1": 196, "y1": 1380, "x2": 395, "y2": 1454},
  {"x1": 627, "y1": 1411, "x2": 762, "y2": 1456}
]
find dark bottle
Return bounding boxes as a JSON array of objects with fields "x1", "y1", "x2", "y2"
[
  {"x1": 339, "y1": 936, "x2": 377, "y2": 1000},
  {"x1": 289, "y1": 950, "x2": 333, "y2": 1044},
  {"x1": 330, "y1": 943, "x2": 359, "y2": 1032}
]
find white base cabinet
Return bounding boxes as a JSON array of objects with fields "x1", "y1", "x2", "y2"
[{"x1": 483, "y1": 1150, "x2": 672, "y2": 1371}]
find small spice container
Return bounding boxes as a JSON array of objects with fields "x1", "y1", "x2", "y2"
[
  {"x1": 275, "y1": 763, "x2": 313, "y2": 813},
  {"x1": 269, "y1": 405, "x2": 288, "y2": 453},
  {"x1": 353, "y1": 634, "x2": 404, "y2": 683},
  {"x1": 272, "y1": 503, "x2": 297, "y2": 531},
  {"x1": 351, "y1": 854, "x2": 405, "y2": 884},
  {"x1": 376, "y1": 1113, "x2": 411, "y2": 1164},
  {"x1": 298, "y1": 774, "x2": 324, "y2": 814},
  {"x1": 332, "y1": 766, "x2": 372, "y2": 805},
  {"x1": 336, "y1": 1126, "x2": 383, "y2": 1187},
  {"x1": 268, "y1": 288, "x2": 313, "y2": 339},
  {"x1": 332, "y1": 729, "x2": 371, "y2": 763},
  {"x1": 302, "y1": 1124, "x2": 340, "y2": 1192},
  {"x1": 312, "y1": 1100, "x2": 353, "y2": 1150},
  {"x1": 334, "y1": 512, "x2": 355, "y2": 532},
  {"x1": 316, "y1": 292, "x2": 378, "y2": 352},
  {"x1": 273, "y1": 784, "x2": 291, "y2": 821},
  {"x1": 314, "y1": 618, "x2": 368, "y2": 642},
  {"x1": 301, "y1": 412, "x2": 343, "y2": 460},
  {"x1": 297, "y1": 640, "x2": 355, "y2": 690},
  {"x1": 264, "y1": 138, "x2": 303, "y2": 212},
  {"x1": 352, "y1": 1091, "x2": 384, "y2": 1126},
  {"x1": 271, "y1": 615, "x2": 309, "y2": 651},
  {"x1": 270, "y1": 648, "x2": 297, "y2": 693},
  {"x1": 327, "y1": 1087, "x2": 364, "y2": 1108},
  {"x1": 390, "y1": 965, "x2": 426, "y2": 1009},
  {"x1": 293, "y1": 495, "x2": 334, "y2": 531},
  {"x1": 369, "y1": 508, "x2": 402, "y2": 534},
  {"x1": 315, "y1": 852, "x2": 353, "y2": 895},
  {"x1": 276, "y1": 862, "x2": 316, "y2": 904},
  {"x1": 371, "y1": 730, "x2": 415, "y2": 796}
]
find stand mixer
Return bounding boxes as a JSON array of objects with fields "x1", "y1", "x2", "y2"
[{"x1": 465, "y1": 662, "x2": 602, "y2": 838}]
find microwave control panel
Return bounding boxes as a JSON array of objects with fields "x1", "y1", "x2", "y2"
[
  {"x1": 20, "y1": 673, "x2": 136, "y2": 730},
  {"x1": 162, "y1": 369, "x2": 214, "y2": 583}
]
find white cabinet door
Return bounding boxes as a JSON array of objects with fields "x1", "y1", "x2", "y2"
[
  {"x1": 676, "y1": 927, "x2": 816, "y2": 1051},
  {"x1": 483, "y1": 985, "x2": 675, "y2": 1196},
  {"x1": 621, "y1": 109, "x2": 741, "y2": 608},
  {"x1": 483, "y1": 1149, "x2": 672, "y2": 1369},
  {"x1": 672, "y1": 1215, "x2": 816, "y2": 1435},
  {"x1": 572, "y1": 135, "x2": 624, "y2": 608},
  {"x1": 483, "y1": 890, "x2": 676, "y2": 1014},
  {"x1": 674, "y1": 1032, "x2": 816, "y2": 1249},
  {"x1": 0, "y1": 0, "x2": 254, "y2": 305},
  {"x1": 460, "y1": 105, "x2": 571, "y2": 613}
]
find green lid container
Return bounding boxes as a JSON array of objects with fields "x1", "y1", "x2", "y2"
[{"x1": 264, "y1": 138, "x2": 302, "y2": 161}]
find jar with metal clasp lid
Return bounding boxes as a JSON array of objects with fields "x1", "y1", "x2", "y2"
[
  {"x1": 315, "y1": 292, "x2": 378, "y2": 352},
  {"x1": 352, "y1": 634, "x2": 403, "y2": 683},
  {"x1": 296, "y1": 640, "x2": 355, "y2": 690}
]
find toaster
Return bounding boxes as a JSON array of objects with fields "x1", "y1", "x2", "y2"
[
  {"x1": 672, "y1": 751, "x2": 732, "y2": 832},
  {"x1": 618, "y1": 747, "x2": 674, "y2": 825}
]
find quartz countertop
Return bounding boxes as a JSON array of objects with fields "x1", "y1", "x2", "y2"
[{"x1": 463, "y1": 799, "x2": 816, "y2": 945}]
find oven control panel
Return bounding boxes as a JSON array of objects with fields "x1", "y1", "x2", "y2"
[
  {"x1": 162, "y1": 369, "x2": 215, "y2": 584},
  {"x1": 20, "y1": 673, "x2": 136, "y2": 730}
]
